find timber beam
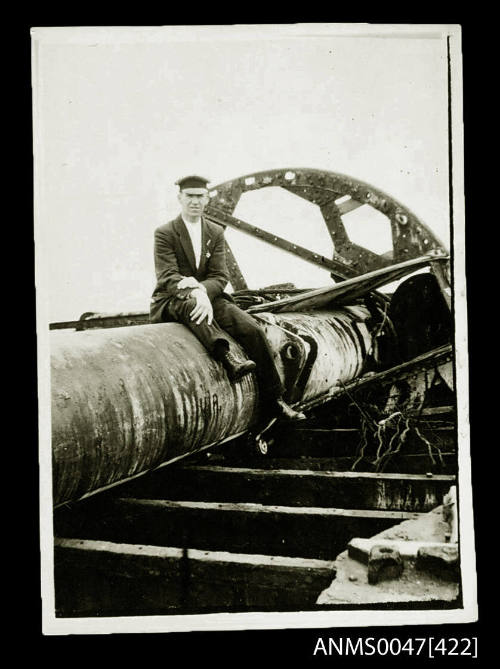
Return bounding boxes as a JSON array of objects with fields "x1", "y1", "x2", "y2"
[
  {"x1": 119, "y1": 466, "x2": 456, "y2": 513},
  {"x1": 54, "y1": 538, "x2": 336, "y2": 616},
  {"x1": 54, "y1": 497, "x2": 424, "y2": 561}
]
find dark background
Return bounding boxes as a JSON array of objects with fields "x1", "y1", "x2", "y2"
[{"x1": 15, "y1": 11, "x2": 485, "y2": 658}]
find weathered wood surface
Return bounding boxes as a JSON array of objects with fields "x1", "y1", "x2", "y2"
[
  {"x1": 119, "y1": 465, "x2": 455, "y2": 512},
  {"x1": 217, "y1": 454, "x2": 457, "y2": 474},
  {"x1": 54, "y1": 497, "x2": 423, "y2": 561},
  {"x1": 54, "y1": 538, "x2": 336, "y2": 616}
]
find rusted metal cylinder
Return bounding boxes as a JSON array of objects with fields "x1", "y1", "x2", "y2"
[
  {"x1": 51, "y1": 308, "x2": 372, "y2": 506},
  {"x1": 51, "y1": 324, "x2": 258, "y2": 507},
  {"x1": 258, "y1": 307, "x2": 372, "y2": 403}
]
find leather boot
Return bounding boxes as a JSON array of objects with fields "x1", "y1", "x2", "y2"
[
  {"x1": 275, "y1": 397, "x2": 306, "y2": 421},
  {"x1": 221, "y1": 350, "x2": 256, "y2": 381}
]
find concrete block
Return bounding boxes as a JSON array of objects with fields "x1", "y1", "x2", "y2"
[
  {"x1": 367, "y1": 545, "x2": 404, "y2": 584},
  {"x1": 416, "y1": 544, "x2": 459, "y2": 581}
]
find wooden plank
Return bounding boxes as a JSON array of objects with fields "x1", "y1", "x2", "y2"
[
  {"x1": 210, "y1": 420, "x2": 455, "y2": 463},
  {"x1": 227, "y1": 454, "x2": 457, "y2": 475},
  {"x1": 420, "y1": 406, "x2": 454, "y2": 416},
  {"x1": 121, "y1": 465, "x2": 455, "y2": 512},
  {"x1": 54, "y1": 538, "x2": 336, "y2": 577},
  {"x1": 54, "y1": 498, "x2": 424, "y2": 561},
  {"x1": 180, "y1": 467, "x2": 455, "y2": 482},
  {"x1": 118, "y1": 498, "x2": 426, "y2": 518},
  {"x1": 54, "y1": 538, "x2": 336, "y2": 616}
]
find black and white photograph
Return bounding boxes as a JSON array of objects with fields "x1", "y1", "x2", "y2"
[{"x1": 33, "y1": 23, "x2": 476, "y2": 637}]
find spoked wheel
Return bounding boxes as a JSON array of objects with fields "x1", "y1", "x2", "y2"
[{"x1": 205, "y1": 167, "x2": 450, "y2": 299}]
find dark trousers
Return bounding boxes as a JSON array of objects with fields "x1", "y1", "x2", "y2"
[{"x1": 165, "y1": 296, "x2": 284, "y2": 401}]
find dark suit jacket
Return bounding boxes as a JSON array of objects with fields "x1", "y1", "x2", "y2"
[{"x1": 150, "y1": 215, "x2": 230, "y2": 323}]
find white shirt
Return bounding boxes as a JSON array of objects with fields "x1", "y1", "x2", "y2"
[{"x1": 182, "y1": 216, "x2": 202, "y2": 268}]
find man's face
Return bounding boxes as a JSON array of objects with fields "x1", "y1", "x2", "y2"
[{"x1": 178, "y1": 189, "x2": 209, "y2": 219}]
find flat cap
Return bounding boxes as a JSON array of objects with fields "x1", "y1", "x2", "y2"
[{"x1": 175, "y1": 175, "x2": 210, "y2": 191}]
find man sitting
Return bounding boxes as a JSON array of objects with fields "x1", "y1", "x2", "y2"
[{"x1": 150, "y1": 175, "x2": 305, "y2": 421}]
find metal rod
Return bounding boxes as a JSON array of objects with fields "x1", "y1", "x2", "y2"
[{"x1": 204, "y1": 208, "x2": 355, "y2": 280}]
